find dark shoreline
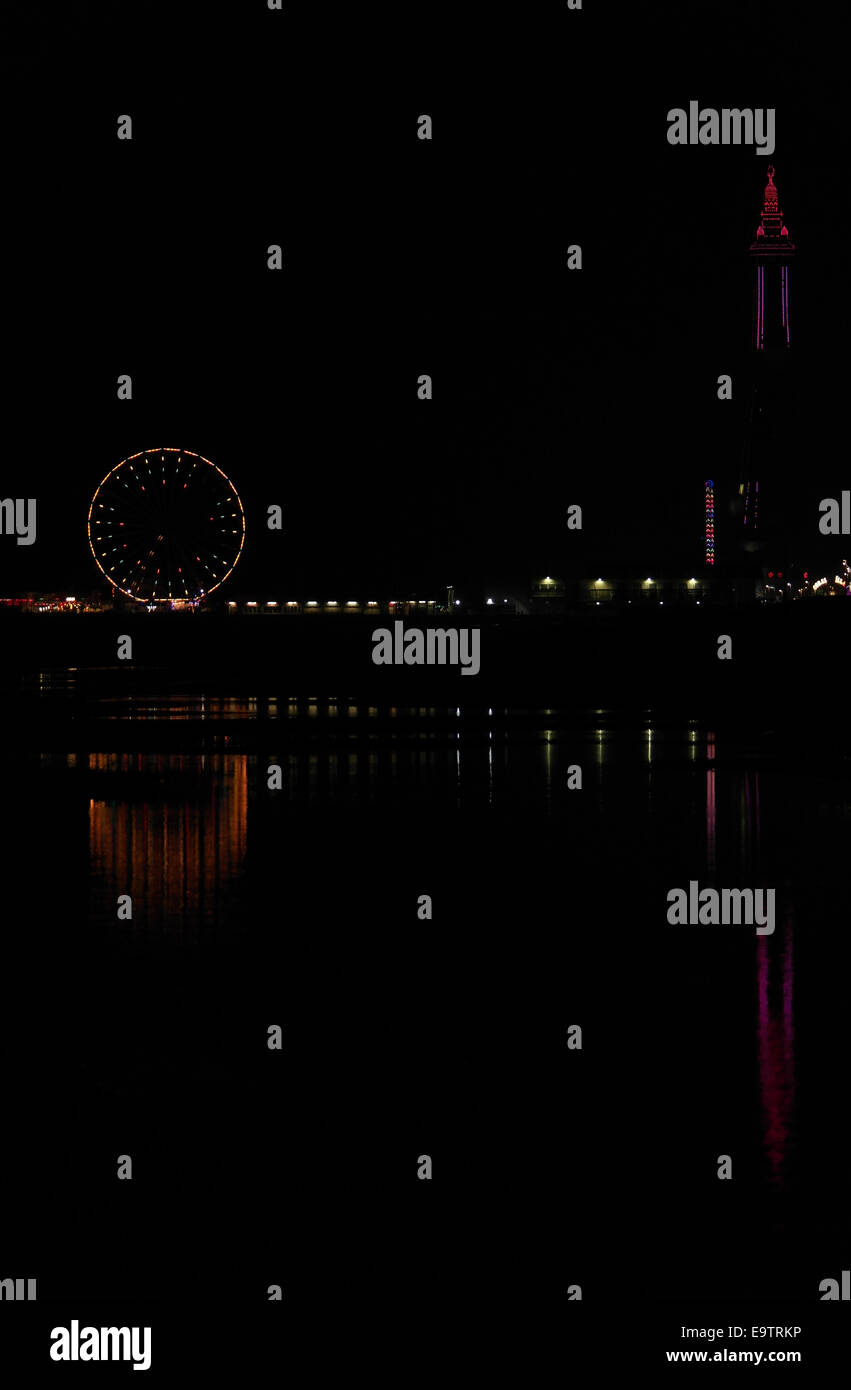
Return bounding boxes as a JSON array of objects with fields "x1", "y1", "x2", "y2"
[{"x1": 2, "y1": 605, "x2": 847, "y2": 714}]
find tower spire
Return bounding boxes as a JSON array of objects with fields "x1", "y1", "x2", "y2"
[
  {"x1": 738, "y1": 163, "x2": 797, "y2": 575},
  {"x1": 749, "y1": 164, "x2": 794, "y2": 352},
  {"x1": 751, "y1": 163, "x2": 793, "y2": 249}
]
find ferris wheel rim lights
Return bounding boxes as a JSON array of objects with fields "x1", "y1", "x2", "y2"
[{"x1": 87, "y1": 447, "x2": 246, "y2": 603}]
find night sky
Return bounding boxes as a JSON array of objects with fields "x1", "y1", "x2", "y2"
[
  {"x1": 0, "y1": 1, "x2": 846, "y2": 600},
  {"x1": 3, "y1": 4, "x2": 851, "y2": 1377}
]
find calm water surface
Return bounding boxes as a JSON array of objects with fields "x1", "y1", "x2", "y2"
[{"x1": 6, "y1": 692, "x2": 850, "y2": 1302}]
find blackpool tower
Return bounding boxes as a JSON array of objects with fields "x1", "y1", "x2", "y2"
[{"x1": 738, "y1": 165, "x2": 796, "y2": 559}]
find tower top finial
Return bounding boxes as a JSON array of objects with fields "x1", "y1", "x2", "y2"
[{"x1": 767, "y1": 164, "x2": 775, "y2": 181}]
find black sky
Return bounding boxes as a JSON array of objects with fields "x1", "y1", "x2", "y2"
[{"x1": 0, "y1": 2, "x2": 846, "y2": 599}]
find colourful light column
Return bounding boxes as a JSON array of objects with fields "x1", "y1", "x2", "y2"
[{"x1": 705, "y1": 479, "x2": 715, "y2": 565}]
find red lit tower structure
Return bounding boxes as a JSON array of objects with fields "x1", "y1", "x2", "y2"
[{"x1": 739, "y1": 165, "x2": 795, "y2": 565}]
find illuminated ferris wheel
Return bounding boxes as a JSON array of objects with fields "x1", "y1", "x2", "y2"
[{"x1": 88, "y1": 447, "x2": 245, "y2": 603}]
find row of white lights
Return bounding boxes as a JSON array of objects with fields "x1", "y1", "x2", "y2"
[
  {"x1": 544, "y1": 577, "x2": 701, "y2": 587},
  {"x1": 228, "y1": 599, "x2": 437, "y2": 608}
]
